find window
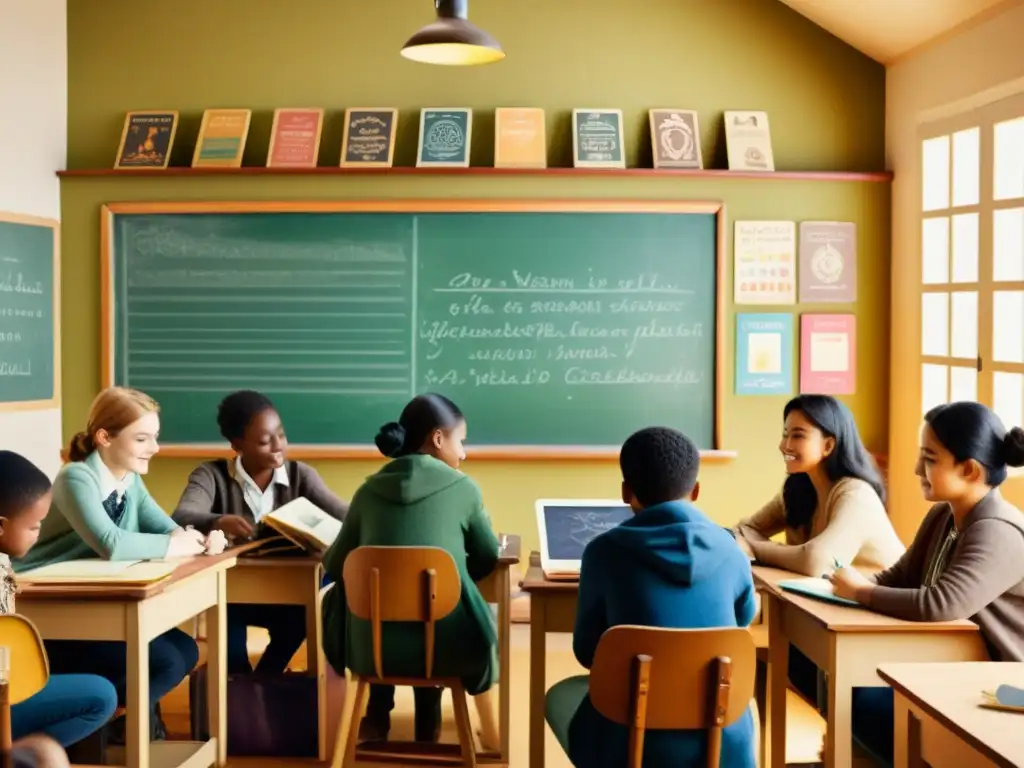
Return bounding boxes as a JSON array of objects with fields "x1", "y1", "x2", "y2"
[{"x1": 920, "y1": 102, "x2": 1024, "y2": 437}]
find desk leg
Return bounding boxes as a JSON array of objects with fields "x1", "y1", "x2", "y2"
[
  {"x1": 827, "y1": 637, "x2": 854, "y2": 768},
  {"x1": 529, "y1": 595, "x2": 547, "y2": 768},
  {"x1": 497, "y1": 568, "x2": 511, "y2": 763},
  {"x1": 206, "y1": 569, "x2": 228, "y2": 766},
  {"x1": 126, "y1": 603, "x2": 151, "y2": 768},
  {"x1": 306, "y1": 565, "x2": 327, "y2": 761},
  {"x1": 767, "y1": 595, "x2": 789, "y2": 768},
  {"x1": 758, "y1": 594, "x2": 772, "y2": 768}
]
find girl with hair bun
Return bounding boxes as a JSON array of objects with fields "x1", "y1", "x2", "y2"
[
  {"x1": 321, "y1": 393, "x2": 501, "y2": 747},
  {"x1": 829, "y1": 400, "x2": 1024, "y2": 762},
  {"x1": 14, "y1": 386, "x2": 222, "y2": 743}
]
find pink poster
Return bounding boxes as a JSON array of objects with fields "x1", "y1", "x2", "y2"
[{"x1": 800, "y1": 314, "x2": 856, "y2": 394}]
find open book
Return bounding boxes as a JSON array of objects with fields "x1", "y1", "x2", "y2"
[
  {"x1": 17, "y1": 559, "x2": 177, "y2": 585},
  {"x1": 261, "y1": 497, "x2": 342, "y2": 554},
  {"x1": 778, "y1": 577, "x2": 860, "y2": 608}
]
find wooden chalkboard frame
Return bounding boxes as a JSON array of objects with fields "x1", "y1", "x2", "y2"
[
  {"x1": 0, "y1": 211, "x2": 60, "y2": 412},
  {"x1": 100, "y1": 200, "x2": 732, "y2": 462}
]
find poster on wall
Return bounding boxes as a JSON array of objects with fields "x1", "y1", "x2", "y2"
[
  {"x1": 799, "y1": 221, "x2": 857, "y2": 303},
  {"x1": 735, "y1": 313, "x2": 793, "y2": 396},
  {"x1": 734, "y1": 220, "x2": 796, "y2": 305},
  {"x1": 800, "y1": 314, "x2": 856, "y2": 394}
]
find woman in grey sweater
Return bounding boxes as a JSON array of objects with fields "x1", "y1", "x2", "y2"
[
  {"x1": 173, "y1": 390, "x2": 349, "y2": 674},
  {"x1": 830, "y1": 400, "x2": 1024, "y2": 762}
]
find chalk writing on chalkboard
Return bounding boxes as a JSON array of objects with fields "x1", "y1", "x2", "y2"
[{"x1": 106, "y1": 205, "x2": 721, "y2": 451}]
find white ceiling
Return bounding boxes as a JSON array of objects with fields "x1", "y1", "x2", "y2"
[{"x1": 777, "y1": 0, "x2": 1012, "y2": 63}]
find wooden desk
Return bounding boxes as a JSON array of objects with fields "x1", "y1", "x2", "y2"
[
  {"x1": 753, "y1": 566, "x2": 988, "y2": 768},
  {"x1": 226, "y1": 554, "x2": 328, "y2": 758},
  {"x1": 17, "y1": 553, "x2": 236, "y2": 768},
  {"x1": 522, "y1": 552, "x2": 769, "y2": 768},
  {"x1": 879, "y1": 662, "x2": 1024, "y2": 768}
]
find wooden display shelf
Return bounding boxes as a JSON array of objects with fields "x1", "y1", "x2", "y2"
[{"x1": 57, "y1": 166, "x2": 892, "y2": 182}]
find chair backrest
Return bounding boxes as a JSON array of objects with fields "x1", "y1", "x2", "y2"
[
  {"x1": 0, "y1": 614, "x2": 50, "y2": 753},
  {"x1": 342, "y1": 545, "x2": 461, "y2": 680},
  {"x1": 589, "y1": 625, "x2": 756, "y2": 768}
]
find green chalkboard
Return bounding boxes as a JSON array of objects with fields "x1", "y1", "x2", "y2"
[
  {"x1": 0, "y1": 215, "x2": 59, "y2": 409},
  {"x1": 104, "y1": 202, "x2": 723, "y2": 454}
]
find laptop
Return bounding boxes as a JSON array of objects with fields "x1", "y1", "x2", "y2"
[{"x1": 535, "y1": 499, "x2": 633, "y2": 580}]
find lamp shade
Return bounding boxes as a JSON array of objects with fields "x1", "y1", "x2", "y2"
[{"x1": 401, "y1": 0, "x2": 504, "y2": 66}]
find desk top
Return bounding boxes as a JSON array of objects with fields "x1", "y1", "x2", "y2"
[
  {"x1": 879, "y1": 662, "x2": 1024, "y2": 768},
  {"x1": 753, "y1": 564, "x2": 978, "y2": 634},
  {"x1": 520, "y1": 551, "x2": 580, "y2": 594},
  {"x1": 497, "y1": 533, "x2": 522, "y2": 566},
  {"x1": 16, "y1": 551, "x2": 237, "y2": 602}
]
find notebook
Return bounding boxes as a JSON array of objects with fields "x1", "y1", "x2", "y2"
[
  {"x1": 17, "y1": 559, "x2": 178, "y2": 585},
  {"x1": 778, "y1": 577, "x2": 860, "y2": 608},
  {"x1": 535, "y1": 499, "x2": 632, "y2": 580}
]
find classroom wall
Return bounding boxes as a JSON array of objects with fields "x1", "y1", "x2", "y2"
[
  {"x1": 887, "y1": 0, "x2": 1024, "y2": 542},
  {"x1": 62, "y1": 0, "x2": 888, "y2": 560},
  {"x1": 0, "y1": 0, "x2": 66, "y2": 479}
]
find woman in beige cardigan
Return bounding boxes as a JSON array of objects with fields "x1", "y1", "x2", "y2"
[{"x1": 732, "y1": 394, "x2": 904, "y2": 702}]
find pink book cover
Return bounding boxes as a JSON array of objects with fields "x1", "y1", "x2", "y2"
[
  {"x1": 798, "y1": 221, "x2": 857, "y2": 303},
  {"x1": 800, "y1": 314, "x2": 856, "y2": 394}
]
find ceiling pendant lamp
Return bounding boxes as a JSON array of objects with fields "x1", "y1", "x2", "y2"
[{"x1": 400, "y1": 0, "x2": 505, "y2": 66}]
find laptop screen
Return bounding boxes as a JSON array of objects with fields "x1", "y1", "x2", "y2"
[{"x1": 542, "y1": 503, "x2": 633, "y2": 561}]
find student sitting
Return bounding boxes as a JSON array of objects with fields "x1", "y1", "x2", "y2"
[
  {"x1": 0, "y1": 451, "x2": 118, "y2": 750},
  {"x1": 173, "y1": 389, "x2": 349, "y2": 674},
  {"x1": 733, "y1": 394, "x2": 903, "y2": 576},
  {"x1": 13, "y1": 386, "x2": 212, "y2": 742},
  {"x1": 830, "y1": 400, "x2": 1024, "y2": 763},
  {"x1": 545, "y1": 426, "x2": 757, "y2": 768},
  {"x1": 320, "y1": 393, "x2": 500, "y2": 744},
  {"x1": 731, "y1": 394, "x2": 904, "y2": 702}
]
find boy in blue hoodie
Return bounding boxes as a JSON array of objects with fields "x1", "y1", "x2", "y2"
[{"x1": 545, "y1": 426, "x2": 757, "y2": 767}]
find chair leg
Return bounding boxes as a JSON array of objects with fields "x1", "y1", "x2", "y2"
[
  {"x1": 339, "y1": 677, "x2": 369, "y2": 768},
  {"x1": 473, "y1": 687, "x2": 500, "y2": 752},
  {"x1": 449, "y1": 683, "x2": 478, "y2": 768}
]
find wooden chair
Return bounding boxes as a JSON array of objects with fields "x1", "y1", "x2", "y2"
[
  {"x1": 585, "y1": 625, "x2": 757, "y2": 768},
  {"x1": 333, "y1": 546, "x2": 477, "y2": 768},
  {"x1": 0, "y1": 614, "x2": 50, "y2": 753}
]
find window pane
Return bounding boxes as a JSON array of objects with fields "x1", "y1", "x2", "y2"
[
  {"x1": 950, "y1": 291, "x2": 978, "y2": 358},
  {"x1": 923, "y1": 135, "x2": 951, "y2": 211},
  {"x1": 994, "y1": 208, "x2": 1024, "y2": 282},
  {"x1": 951, "y1": 213, "x2": 979, "y2": 283},
  {"x1": 994, "y1": 117, "x2": 1024, "y2": 201},
  {"x1": 950, "y1": 366, "x2": 977, "y2": 402},
  {"x1": 922, "y1": 293, "x2": 950, "y2": 356},
  {"x1": 993, "y1": 372, "x2": 1024, "y2": 430},
  {"x1": 922, "y1": 217, "x2": 950, "y2": 284},
  {"x1": 993, "y1": 291, "x2": 1024, "y2": 363},
  {"x1": 922, "y1": 363, "x2": 948, "y2": 414},
  {"x1": 952, "y1": 127, "x2": 980, "y2": 207}
]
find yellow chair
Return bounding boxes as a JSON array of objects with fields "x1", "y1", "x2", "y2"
[
  {"x1": 332, "y1": 546, "x2": 478, "y2": 768},
  {"x1": 0, "y1": 614, "x2": 50, "y2": 752},
  {"x1": 583, "y1": 625, "x2": 757, "y2": 768}
]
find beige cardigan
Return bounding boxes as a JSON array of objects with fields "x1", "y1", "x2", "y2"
[{"x1": 734, "y1": 476, "x2": 905, "y2": 576}]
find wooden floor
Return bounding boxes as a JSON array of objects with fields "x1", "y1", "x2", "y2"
[{"x1": 160, "y1": 623, "x2": 581, "y2": 768}]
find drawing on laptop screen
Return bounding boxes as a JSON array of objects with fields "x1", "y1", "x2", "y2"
[{"x1": 544, "y1": 505, "x2": 632, "y2": 560}]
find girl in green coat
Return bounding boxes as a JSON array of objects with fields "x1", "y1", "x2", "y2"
[{"x1": 320, "y1": 394, "x2": 500, "y2": 744}]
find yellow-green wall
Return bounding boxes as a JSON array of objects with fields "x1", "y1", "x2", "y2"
[{"x1": 63, "y1": 0, "x2": 888, "y2": 563}]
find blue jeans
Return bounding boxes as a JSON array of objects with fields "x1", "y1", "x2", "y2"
[
  {"x1": 227, "y1": 603, "x2": 306, "y2": 674},
  {"x1": 43, "y1": 628, "x2": 199, "y2": 707},
  {"x1": 11, "y1": 673, "x2": 118, "y2": 747}
]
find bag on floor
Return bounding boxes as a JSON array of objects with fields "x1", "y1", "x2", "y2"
[{"x1": 188, "y1": 667, "x2": 319, "y2": 757}]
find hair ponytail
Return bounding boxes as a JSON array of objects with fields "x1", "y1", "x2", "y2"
[
  {"x1": 67, "y1": 431, "x2": 95, "y2": 462},
  {"x1": 1003, "y1": 426, "x2": 1024, "y2": 468}
]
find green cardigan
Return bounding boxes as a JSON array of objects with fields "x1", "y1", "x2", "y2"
[
  {"x1": 13, "y1": 452, "x2": 179, "y2": 572},
  {"x1": 321, "y1": 454, "x2": 500, "y2": 694}
]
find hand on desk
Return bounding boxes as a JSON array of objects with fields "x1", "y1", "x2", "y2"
[
  {"x1": 204, "y1": 529, "x2": 228, "y2": 555},
  {"x1": 168, "y1": 528, "x2": 207, "y2": 558},
  {"x1": 827, "y1": 566, "x2": 873, "y2": 603}
]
